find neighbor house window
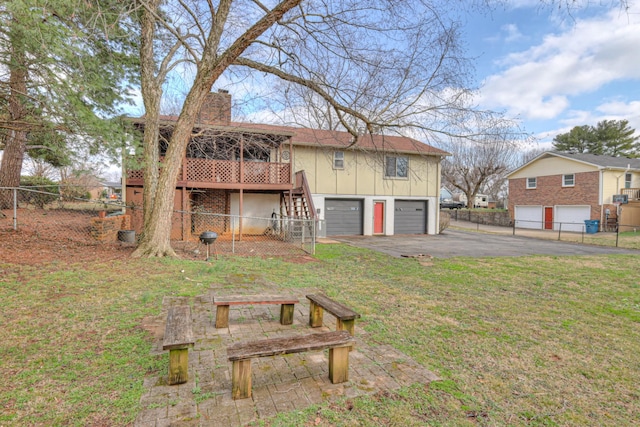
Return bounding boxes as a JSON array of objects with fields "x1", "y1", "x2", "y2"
[
  {"x1": 385, "y1": 156, "x2": 408, "y2": 178},
  {"x1": 333, "y1": 151, "x2": 344, "y2": 169},
  {"x1": 625, "y1": 172, "x2": 632, "y2": 189},
  {"x1": 563, "y1": 174, "x2": 575, "y2": 187},
  {"x1": 526, "y1": 177, "x2": 537, "y2": 189}
]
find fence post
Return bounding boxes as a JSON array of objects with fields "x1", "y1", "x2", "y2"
[
  {"x1": 232, "y1": 216, "x2": 236, "y2": 254},
  {"x1": 558, "y1": 222, "x2": 562, "y2": 241},
  {"x1": 301, "y1": 218, "x2": 305, "y2": 248},
  {"x1": 616, "y1": 226, "x2": 620, "y2": 247},
  {"x1": 13, "y1": 188, "x2": 18, "y2": 230},
  {"x1": 312, "y1": 219, "x2": 316, "y2": 255}
]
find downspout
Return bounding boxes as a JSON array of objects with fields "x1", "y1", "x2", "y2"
[{"x1": 599, "y1": 168, "x2": 604, "y2": 229}]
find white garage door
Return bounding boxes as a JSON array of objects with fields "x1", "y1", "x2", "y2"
[
  {"x1": 514, "y1": 205, "x2": 543, "y2": 229},
  {"x1": 555, "y1": 205, "x2": 591, "y2": 232}
]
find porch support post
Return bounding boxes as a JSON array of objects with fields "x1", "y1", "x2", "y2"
[
  {"x1": 182, "y1": 187, "x2": 189, "y2": 241},
  {"x1": 239, "y1": 136, "x2": 244, "y2": 240}
]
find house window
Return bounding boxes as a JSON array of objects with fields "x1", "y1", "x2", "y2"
[
  {"x1": 333, "y1": 151, "x2": 344, "y2": 169},
  {"x1": 563, "y1": 174, "x2": 575, "y2": 187},
  {"x1": 385, "y1": 156, "x2": 408, "y2": 178},
  {"x1": 526, "y1": 177, "x2": 537, "y2": 189},
  {"x1": 625, "y1": 172, "x2": 632, "y2": 189}
]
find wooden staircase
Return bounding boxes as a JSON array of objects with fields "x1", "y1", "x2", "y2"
[{"x1": 282, "y1": 170, "x2": 315, "y2": 219}]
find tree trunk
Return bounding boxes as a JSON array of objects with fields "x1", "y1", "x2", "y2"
[
  {"x1": 133, "y1": 0, "x2": 301, "y2": 257},
  {"x1": 132, "y1": 85, "x2": 208, "y2": 258},
  {"x1": 131, "y1": 0, "x2": 169, "y2": 257},
  {"x1": 0, "y1": 27, "x2": 29, "y2": 208},
  {"x1": 138, "y1": 0, "x2": 162, "y2": 242}
]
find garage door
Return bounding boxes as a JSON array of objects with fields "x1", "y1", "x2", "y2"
[
  {"x1": 514, "y1": 205, "x2": 542, "y2": 229},
  {"x1": 555, "y1": 205, "x2": 591, "y2": 232},
  {"x1": 394, "y1": 200, "x2": 427, "y2": 234},
  {"x1": 325, "y1": 199, "x2": 363, "y2": 236}
]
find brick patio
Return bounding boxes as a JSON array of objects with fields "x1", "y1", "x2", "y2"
[{"x1": 135, "y1": 282, "x2": 439, "y2": 426}]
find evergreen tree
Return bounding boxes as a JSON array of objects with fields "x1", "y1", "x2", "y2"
[
  {"x1": 552, "y1": 125, "x2": 598, "y2": 153},
  {"x1": 595, "y1": 119, "x2": 639, "y2": 157},
  {"x1": 0, "y1": 0, "x2": 137, "y2": 207},
  {"x1": 552, "y1": 120, "x2": 639, "y2": 157}
]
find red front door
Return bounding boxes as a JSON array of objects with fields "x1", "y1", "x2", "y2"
[
  {"x1": 544, "y1": 207, "x2": 553, "y2": 230},
  {"x1": 374, "y1": 202, "x2": 384, "y2": 234}
]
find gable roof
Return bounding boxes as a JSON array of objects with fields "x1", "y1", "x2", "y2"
[
  {"x1": 230, "y1": 122, "x2": 448, "y2": 157},
  {"x1": 139, "y1": 115, "x2": 448, "y2": 157},
  {"x1": 508, "y1": 150, "x2": 640, "y2": 177}
]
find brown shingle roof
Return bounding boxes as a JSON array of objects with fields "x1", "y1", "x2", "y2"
[
  {"x1": 145, "y1": 115, "x2": 447, "y2": 156},
  {"x1": 230, "y1": 122, "x2": 448, "y2": 156}
]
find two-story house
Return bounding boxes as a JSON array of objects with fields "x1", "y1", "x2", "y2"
[
  {"x1": 124, "y1": 91, "x2": 448, "y2": 240},
  {"x1": 507, "y1": 151, "x2": 640, "y2": 232}
]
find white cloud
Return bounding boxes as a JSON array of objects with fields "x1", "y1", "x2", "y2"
[
  {"x1": 502, "y1": 24, "x2": 524, "y2": 43},
  {"x1": 478, "y1": 5, "x2": 640, "y2": 120}
]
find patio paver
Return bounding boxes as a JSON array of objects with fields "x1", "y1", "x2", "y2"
[{"x1": 135, "y1": 283, "x2": 438, "y2": 427}]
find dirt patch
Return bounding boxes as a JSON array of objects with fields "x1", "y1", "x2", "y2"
[
  {"x1": 1, "y1": 208, "x2": 313, "y2": 265},
  {"x1": 140, "y1": 314, "x2": 165, "y2": 340},
  {"x1": 284, "y1": 255, "x2": 320, "y2": 264},
  {"x1": 0, "y1": 211, "x2": 134, "y2": 265}
]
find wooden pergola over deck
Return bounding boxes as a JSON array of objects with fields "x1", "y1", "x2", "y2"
[{"x1": 126, "y1": 120, "x2": 295, "y2": 191}]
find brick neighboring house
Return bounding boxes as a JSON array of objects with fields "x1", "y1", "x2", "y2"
[
  {"x1": 507, "y1": 151, "x2": 640, "y2": 232},
  {"x1": 124, "y1": 91, "x2": 449, "y2": 239}
]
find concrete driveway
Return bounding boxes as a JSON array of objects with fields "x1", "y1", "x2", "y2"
[{"x1": 332, "y1": 228, "x2": 640, "y2": 258}]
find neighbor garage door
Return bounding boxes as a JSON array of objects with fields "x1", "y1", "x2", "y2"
[
  {"x1": 555, "y1": 205, "x2": 591, "y2": 232},
  {"x1": 394, "y1": 200, "x2": 427, "y2": 234},
  {"x1": 325, "y1": 199, "x2": 363, "y2": 236},
  {"x1": 514, "y1": 205, "x2": 543, "y2": 229}
]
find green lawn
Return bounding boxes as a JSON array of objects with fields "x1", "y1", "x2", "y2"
[{"x1": 1, "y1": 246, "x2": 638, "y2": 426}]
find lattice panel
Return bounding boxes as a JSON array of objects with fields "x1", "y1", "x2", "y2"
[
  {"x1": 244, "y1": 162, "x2": 269, "y2": 184},
  {"x1": 128, "y1": 169, "x2": 144, "y2": 180},
  {"x1": 187, "y1": 158, "x2": 213, "y2": 182},
  {"x1": 214, "y1": 161, "x2": 239, "y2": 183},
  {"x1": 279, "y1": 164, "x2": 291, "y2": 184},
  {"x1": 147, "y1": 159, "x2": 291, "y2": 185}
]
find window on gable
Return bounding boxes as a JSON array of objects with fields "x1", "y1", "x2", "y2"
[
  {"x1": 333, "y1": 151, "x2": 344, "y2": 169},
  {"x1": 526, "y1": 177, "x2": 537, "y2": 189},
  {"x1": 563, "y1": 174, "x2": 575, "y2": 187},
  {"x1": 385, "y1": 156, "x2": 408, "y2": 178},
  {"x1": 625, "y1": 172, "x2": 632, "y2": 189}
]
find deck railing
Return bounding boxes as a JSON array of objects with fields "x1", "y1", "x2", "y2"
[
  {"x1": 128, "y1": 158, "x2": 292, "y2": 186},
  {"x1": 620, "y1": 188, "x2": 640, "y2": 201}
]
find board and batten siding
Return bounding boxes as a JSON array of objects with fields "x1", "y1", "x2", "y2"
[{"x1": 293, "y1": 146, "x2": 439, "y2": 198}]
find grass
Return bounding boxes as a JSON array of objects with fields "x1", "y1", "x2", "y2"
[{"x1": 1, "y1": 247, "x2": 639, "y2": 425}]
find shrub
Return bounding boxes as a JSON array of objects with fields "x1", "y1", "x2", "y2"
[
  {"x1": 439, "y1": 211, "x2": 450, "y2": 234},
  {"x1": 19, "y1": 176, "x2": 59, "y2": 208}
]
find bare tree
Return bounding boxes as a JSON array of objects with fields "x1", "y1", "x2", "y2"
[
  {"x1": 131, "y1": 0, "x2": 521, "y2": 257},
  {"x1": 441, "y1": 137, "x2": 521, "y2": 209}
]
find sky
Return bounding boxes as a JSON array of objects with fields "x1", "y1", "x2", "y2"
[
  {"x1": 7, "y1": 0, "x2": 640, "y2": 177},
  {"x1": 464, "y1": 0, "x2": 640, "y2": 149},
  {"x1": 120, "y1": 0, "x2": 640, "y2": 152}
]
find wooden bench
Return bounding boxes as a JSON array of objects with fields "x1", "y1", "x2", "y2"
[
  {"x1": 226, "y1": 330, "x2": 355, "y2": 399},
  {"x1": 162, "y1": 305, "x2": 195, "y2": 385},
  {"x1": 306, "y1": 294, "x2": 361, "y2": 336},
  {"x1": 213, "y1": 295, "x2": 299, "y2": 328}
]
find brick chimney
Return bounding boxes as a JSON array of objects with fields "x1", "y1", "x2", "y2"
[{"x1": 198, "y1": 89, "x2": 231, "y2": 125}]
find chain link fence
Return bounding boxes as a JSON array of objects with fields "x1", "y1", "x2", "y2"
[
  {"x1": 171, "y1": 211, "x2": 316, "y2": 258},
  {"x1": 1, "y1": 187, "x2": 316, "y2": 258},
  {"x1": 449, "y1": 216, "x2": 640, "y2": 249}
]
